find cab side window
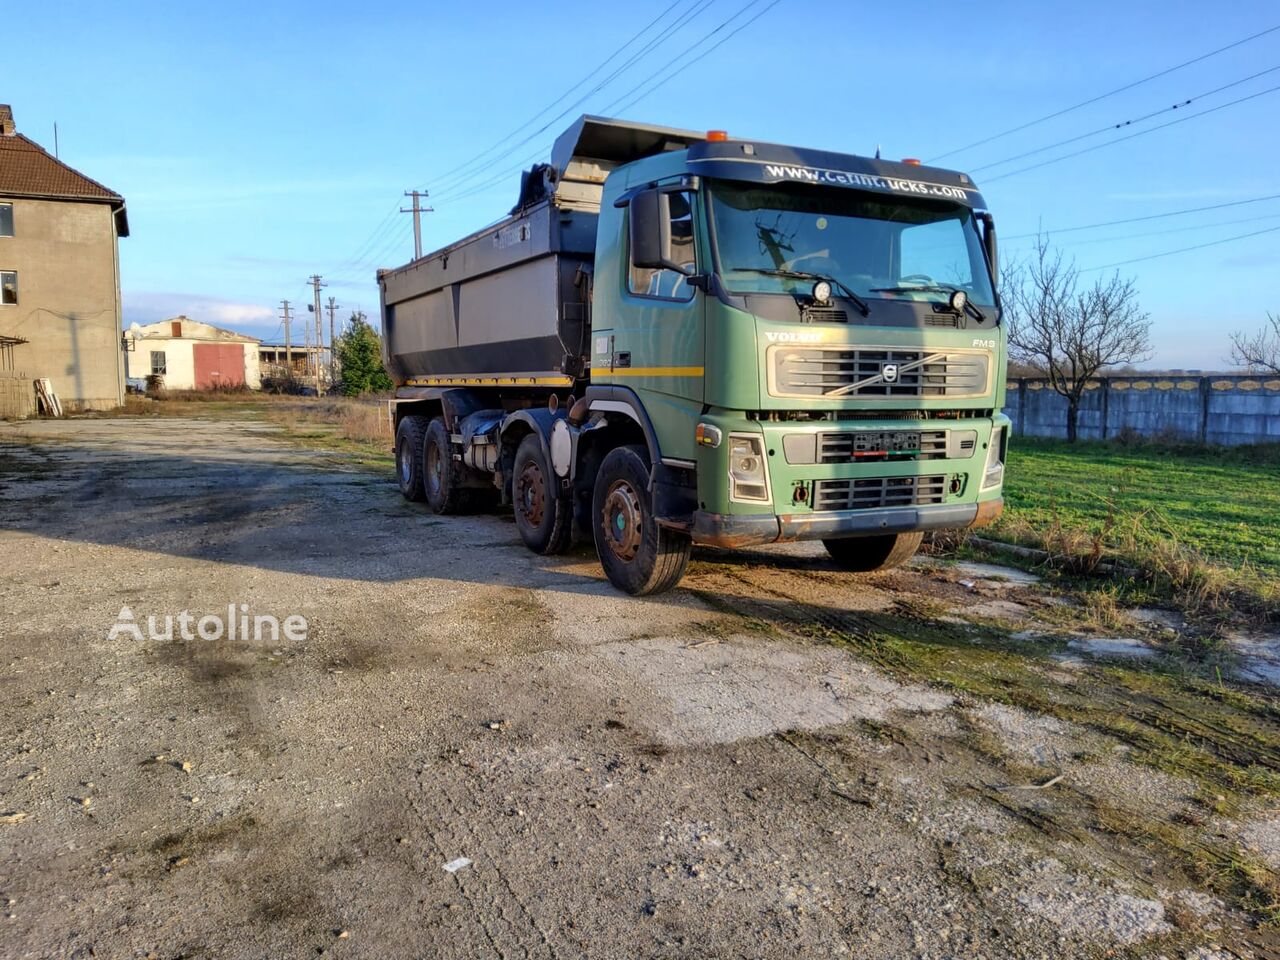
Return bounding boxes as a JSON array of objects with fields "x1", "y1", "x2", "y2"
[{"x1": 628, "y1": 190, "x2": 695, "y2": 301}]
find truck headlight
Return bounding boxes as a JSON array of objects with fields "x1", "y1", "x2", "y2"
[
  {"x1": 982, "y1": 426, "x2": 1005, "y2": 490},
  {"x1": 728, "y1": 434, "x2": 770, "y2": 502}
]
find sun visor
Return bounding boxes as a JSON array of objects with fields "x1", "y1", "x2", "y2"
[{"x1": 686, "y1": 141, "x2": 987, "y2": 209}]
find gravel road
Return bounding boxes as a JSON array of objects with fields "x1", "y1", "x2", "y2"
[{"x1": 0, "y1": 416, "x2": 1273, "y2": 959}]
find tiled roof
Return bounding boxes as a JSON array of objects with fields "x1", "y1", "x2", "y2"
[{"x1": 0, "y1": 133, "x2": 123, "y2": 203}]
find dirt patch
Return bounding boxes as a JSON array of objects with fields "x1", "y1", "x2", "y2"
[{"x1": 3, "y1": 414, "x2": 1280, "y2": 957}]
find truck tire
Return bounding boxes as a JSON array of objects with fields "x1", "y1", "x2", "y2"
[
  {"x1": 512, "y1": 433, "x2": 572, "y2": 555},
  {"x1": 823, "y1": 532, "x2": 923, "y2": 572},
  {"x1": 423, "y1": 417, "x2": 466, "y2": 515},
  {"x1": 592, "y1": 444, "x2": 691, "y2": 595},
  {"x1": 395, "y1": 415, "x2": 429, "y2": 501}
]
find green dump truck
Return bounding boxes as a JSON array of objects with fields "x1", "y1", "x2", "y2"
[{"x1": 379, "y1": 116, "x2": 1007, "y2": 595}]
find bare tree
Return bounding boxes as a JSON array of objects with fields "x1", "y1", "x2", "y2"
[
  {"x1": 1003, "y1": 236, "x2": 1152, "y2": 442},
  {"x1": 1228, "y1": 312, "x2": 1280, "y2": 373}
]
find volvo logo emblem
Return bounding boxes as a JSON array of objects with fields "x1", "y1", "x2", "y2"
[{"x1": 882, "y1": 363, "x2": 899, "y2": 383}]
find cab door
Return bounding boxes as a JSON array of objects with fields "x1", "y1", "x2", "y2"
[{"x1": 596, "y1": 184, "x2": 705, "y2": 463}]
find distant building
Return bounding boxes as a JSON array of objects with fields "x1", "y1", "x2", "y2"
[
  {"x1": 258, "y1": 341, "x2": 321, "y2": 383},
  {"x1": 0, "y1": 103, "x2": 129, "y2": 413},
  {"x1": 124, "y1": 316, "x2": 262, "y2": 391}
]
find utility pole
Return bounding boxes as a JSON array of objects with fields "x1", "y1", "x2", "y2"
[
  {"x1": 325, "y1": 296, "x2": 340, "y2": 387},
  {"x1": 308, "y1": 274, "x2": 325, "y2": 393},
  {"x1": 279, "y1": 300, "x2": 293, "y2": 379},
  {"x1": 401, "y1": 190, "x2": 432, "y2": 261},
  {"x1": 302, "y1": 312, "x2": 312, "y2": 381}
]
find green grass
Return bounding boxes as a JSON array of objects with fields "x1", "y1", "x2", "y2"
[{"x1": 997, "y1": 438, "x2": 1280, "y2": 576}]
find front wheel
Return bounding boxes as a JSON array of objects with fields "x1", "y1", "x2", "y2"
[
  {"x1": 823, "y1": 532, "x2": 923, "y2": 572},
  {"x1": 512, "y1": 433, "x2": 572, "y2": 555},
  {"x1": 592, "y1": 445, "x2": 690, "y2": 595}
]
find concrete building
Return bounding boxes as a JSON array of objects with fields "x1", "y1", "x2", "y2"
[
  {"x1": 124, "y1": 317, "x2": 262, "y2": 391},
  {"x1": 258, "y1": 341, "x2": 321, "y2": 382},
  {"x1": 0, "y1": 104, "x2": 129, "y2": 414}
]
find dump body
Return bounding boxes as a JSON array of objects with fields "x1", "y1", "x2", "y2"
[
  {"x1": 379, "y1": 117, "x2": 706, "y2": 388},
  {"x1": 379, "y1": 202, "x2": 595, "y2": 386}
]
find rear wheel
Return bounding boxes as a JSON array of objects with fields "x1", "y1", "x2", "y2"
[
  {"x1": 592, "y1": 444, "x2": 690, "y2": 595},
  {"x1": 423, "y1": 417, "x2": 466, "y2": 515},
  {"x1": 394, "y1": 415, "x2": 428, "y2": 501},
  {"x1": 512, "y1": 433, "x2": 572, "y2": 555},
  {"x1": 823, "y1": 532, "x2": 923, "y2": 572}
]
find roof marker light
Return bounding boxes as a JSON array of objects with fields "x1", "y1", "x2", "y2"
[
  {"x1": 902, "y1": 158, "x2": 922, "y2": 166},
  {"x1": 706, "y1": 130, "x2": 729, "y2": 142}
]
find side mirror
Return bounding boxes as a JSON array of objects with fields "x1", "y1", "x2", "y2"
[
  {"x1": 629, "y1": 188, "x2": 692, "y2": 276},
  {"x1": 979, "y1": 212, "x2": 998, "y2": 286}
]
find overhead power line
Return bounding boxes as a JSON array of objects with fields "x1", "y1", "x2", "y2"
[
  {"x1": 327, "y1": 218, "x2": 412, "y2": 284},
  {"x1": 598, "y1": 0, "x2": 783, "y2": 116},
  {"x1": 326, "y1": 204, "x2": 402, "y2": 278},
  {"x1": 1003, "y1": 193, "x2": 1280, "y2": 239},
  {"x1": 1004, "y1": 210, "x2": 1280, "y2": 248},
  {"x1": 429, "y1": 0, "x2": 731, "y2": 199},
  {"x1": 435, "y1": 145, "x2": 551, "y2": 205},
  {"x1": 1082, "y1": 223, "x2": 1280, "y2": 271},
  {"x1": 928, "y1": 23, "x2": 1280, "y2": 163},
  {"x1": 983, "y1": 81, "x2": 1280, "y2": 183},
  {"x1": 424, "y1": 0, "x2": 691, "y2": 193},
  {"x1": 433, "y1": 0, "x2": 782, "y2": 206},
  {"x1": 427, "y1": 0, "x2": 714, "y2": 198},
  {"x1": 970, "y1": 63, "x2": 1280, "y2": 173},
  {"x1": 324, "y1": 1, "x2": 692, "y2": 283}
]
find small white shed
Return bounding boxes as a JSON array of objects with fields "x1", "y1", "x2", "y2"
[{"x1": 124, "y1": 316, "x2": 261, "y2": 391}]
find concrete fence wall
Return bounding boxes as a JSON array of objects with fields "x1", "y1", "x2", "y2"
[{"x1": 1004, "y1": 375, "x2": 1280, "y2": 446}]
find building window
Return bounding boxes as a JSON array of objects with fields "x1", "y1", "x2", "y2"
[
  {"x1": 150, "y1": 350, "x2": 166, "y2": 375},
  {"x1": 0, "y1": 204, "x2": 12, "y2": 238},
  {"x1": 628, "y1": 190, "x2": 696, "y2": 301},
  {"x1": 0, "y1": 271, "x2": 16, "y2": 305}
]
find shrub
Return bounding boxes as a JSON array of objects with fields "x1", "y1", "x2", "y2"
[{"x1": 335, "y1": 314, "x2": 393, "y2": 396}]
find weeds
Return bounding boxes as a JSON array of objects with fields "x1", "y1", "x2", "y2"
[
  {"x1": 926, "y1": 444, "x2": 1280, "y2": 628},
  {"x1": 282, "y1": 399, "x2": 390, "y2": 444},
  {"x1": 986, "y1": 506, "x2": 1278, "y2": 628}
]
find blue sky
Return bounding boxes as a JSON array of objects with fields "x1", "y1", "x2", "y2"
[{"x1": 7, "y1": 0, "x2": 1279, "y2": 368}]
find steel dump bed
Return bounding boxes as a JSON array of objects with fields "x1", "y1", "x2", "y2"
[{"x1": 378, "y1": 116, "x2": 704, "y2": 387}]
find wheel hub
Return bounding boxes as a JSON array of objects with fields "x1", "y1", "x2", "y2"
[
  {"x1": 517, "y1": 460, "x2": 545, "y2": 527},
  {"x1": 602, "y1": 480, "x2": 643, "y2": 562},
  {"x1": 426, "y1": 442, "x2": 442, "y2": 495},
  {"x1": 399, "y1": 440, "x2": 411, "y2": 485}
]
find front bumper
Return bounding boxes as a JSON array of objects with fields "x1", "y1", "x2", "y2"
[{"x1": 691, "y1": 497, "x2": 1003, "y2": 549}]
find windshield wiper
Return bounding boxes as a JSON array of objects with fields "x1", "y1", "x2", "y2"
[
  {"x1": 869, "y1": 284, "x2": 988, "y2": 322},
  {"x1": 737, "y1": 268, "x2": 871, "y2": 317}
]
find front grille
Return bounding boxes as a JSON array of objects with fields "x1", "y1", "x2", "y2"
[
  {"x1": 927, "y1": 305, "x2": 965, "y2": 328},
  {"x1": 782, "y1": 428, "x2": 977, "y2": 464},
  {"x1": 814, "y1": 474, "x2": 948, "y2": 511},
  {"x1": 770, "y1": 347, "x2": 989, "y2": 399},
  {"x1": 819, "y1": 430, "x2": 948, "y2": 463},
  {"x1": 802, "y1": 307, "x2": 849, "y2": 324},
  {"x1": 750, "y1": 408, "x2": 995, "y2": 422}
]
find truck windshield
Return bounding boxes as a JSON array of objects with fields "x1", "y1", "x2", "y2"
[{"x1": 708, "y1": 182, "x2": 996, "y2": 309}]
